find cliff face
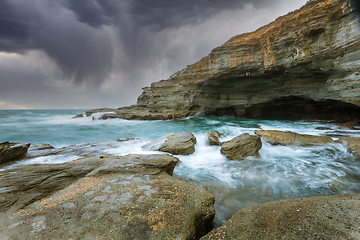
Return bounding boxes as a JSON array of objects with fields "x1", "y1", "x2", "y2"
[{"x1": 135, "y1": 0, "x2": 360, "y2": 120}]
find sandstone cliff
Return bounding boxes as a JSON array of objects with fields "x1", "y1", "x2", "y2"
[{"x1": 89, "y1": 0, "x2": 360, "y2": 120}]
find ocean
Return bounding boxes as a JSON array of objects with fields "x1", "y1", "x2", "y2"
[{"x1": 1, "y1": 109, "x2": 360, "y2": 226}]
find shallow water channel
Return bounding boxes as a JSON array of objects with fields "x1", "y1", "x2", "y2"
[{"x1": 1, "y1": 110, "x2": 360, "y2": 227}]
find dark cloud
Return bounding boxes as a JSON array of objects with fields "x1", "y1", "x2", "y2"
[
  {"x1": 128, "y1": 0, "x2": 272, "y2": 30},
  {"x1": 0, "y1": 0, "x2": 309, "y2": 109},
  {"x1": 0, "y1": 0, "x2": 275, "y2": 84}
]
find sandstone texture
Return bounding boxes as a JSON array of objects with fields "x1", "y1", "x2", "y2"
[
  {"x1": 142, "y1": 131, "x2": 197, "y2": 155},
  {"x1": 207, "y1": 131, "x2": 224, "y2": 146},
  {"x1": 0, "y1": 142, "x2": 30, "y2": 165},
  {"x1": 0, "y1": 157, "x2": 103, "y2": 213},
  {"x1": 201, "y1": 194, "x2": 360, "y2": 240},
  {"x1": 255, "y1": 130, "x2": 334, "y2": 146},
  {"x1": 1, "y1": 154, "x2": 215, "y2": 239},
  {"x1": 220, "y1": 133, "x2": 262, "y2": 160},
  {"x1": 88, "y1": 0, "x2": 360, "y2": 121}
]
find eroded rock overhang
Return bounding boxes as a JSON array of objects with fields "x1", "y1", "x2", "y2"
[{"x1": 134, "y1": 0, "x2": 360, "y2": 121}]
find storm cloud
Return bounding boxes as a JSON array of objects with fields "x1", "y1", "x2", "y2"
[{"x1": 0, "y1": 0, "x2": 308, "y2": 109}]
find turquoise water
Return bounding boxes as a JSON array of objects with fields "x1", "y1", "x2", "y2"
[{"x1": 1, "y1": 109, "x2": 360, "y2": 226}]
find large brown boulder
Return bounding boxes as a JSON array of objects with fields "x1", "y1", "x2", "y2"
[
  {"x1": 142, "y1": 131, "x2": 197, "y2": 155},
  {"x1": 0, "y1": 142, "x2": 30, "y2": 165},
  {"x1": 1, "y1": 154, "x2": 215, "y2": 239},
  {"x1": 201, "y1": 194, "x2": 360, "y2": 240},
  {"x1": 207, "y1": 131, "x2": 224, "y2": 146},
  {"x1": 255, "y1": 130, "x2": 334, "y2": 146},
  {"x1": 220, "y1": 133, "x2": 262, "y2": 160}
]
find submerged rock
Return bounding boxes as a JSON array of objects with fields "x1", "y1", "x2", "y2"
[
  {"x1": 338, "y1": 137, "x2": 360, "y2": 160},
  {"x1": 142, "y1": 131, "x2": 197, "y2": 155},
  {"x1": 1, "y1": 154, "x2": 215, "y2": 239},
  {"x1": 201, "y1": 194, "x2": 360, "y2": 240},
  {"x1": 207, "y1": 131, "x2": 224, "y2": 146},
  {"x1": 0, "y1": 142, "x2": 30, "y2": 165},
  {"x1": 255, "y1": 130, "x2": 334, "y2": 146},
  {"x1": 220, "y1": 133, "x2": 262, "y2": 160},
  {"x1": 72, "y1": 114, "x2": 84, "y2": 119}
]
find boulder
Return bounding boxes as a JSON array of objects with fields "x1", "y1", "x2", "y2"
[
  {"x1": 207, "y1": 131, "x2": 224, "y2": 146},
  {"x1": 142, "y1": 131, "x2": 197, "y2": 155},
  {"x1": 255, "y1": 130, "x2": 334, "y2": 146},
  {"x1": 220, "y1": 133, "x2": 262, "y2": 160},
  {"x1": 337, "y1": 137, "x2": 360, "y2": 160},
  {"x1": 201, "y1": 194, "x2": 360, "y2": 240},
  {"x1": 1, "y1": 154, "x2": 215, "y2": 240},
  {"x1": 0, "y1": 142, "x2": 30, "y2": 165},
  {"x1": 0, "y1": 157, "x2": 103, "y2": 213}
]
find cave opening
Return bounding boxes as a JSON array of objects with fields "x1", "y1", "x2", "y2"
[{"x1": 242, "y1": 96, "x2": 360, "y2": 121}]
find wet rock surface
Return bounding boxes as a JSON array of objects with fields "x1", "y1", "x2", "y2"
[
  {"x1": 142, "y1": 131, "x2": 197, "y2": 155},
  {"x1": 0, "y1": 154, "x2": 215, "y2": 240},
  {"x1": 207, "y1": 131, "x2": 224, "y2": 146},
  {"x1": 0, "y1": 157, "x2": 103, "y2": 213},
  {"x1": 201, "y1": 194, "x2": 360, "y2": 240},
  {"x1": 220, "y1": 133, "x2": 262, "y2": 160},
  {"x1": 255, "y1": 130, "x2": 334, "y2": 146},
  {"x1": 0, "y1": 142, "x2": 30, "y2": 165}
]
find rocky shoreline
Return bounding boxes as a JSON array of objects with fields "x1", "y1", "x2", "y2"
[
  {"x1": 1, "y1": 129, "x2": 360, "y2": 239},
  {"x1": 88, "y1": 0, "x2": 360, "y2": 124},
  {"x1": 2, "y1": 0, "x2": 360, "y2": 238}
]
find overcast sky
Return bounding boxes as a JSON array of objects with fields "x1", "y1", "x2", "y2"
[{"x1": 0, "y1": 0, "x2": 308, "y2": 109}]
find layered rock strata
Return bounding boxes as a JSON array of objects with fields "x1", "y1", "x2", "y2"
[{"x1": 88, "y1": 0, "x2": 360, "y2": 121}]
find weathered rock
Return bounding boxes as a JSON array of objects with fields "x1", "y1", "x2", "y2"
[
  {"x1": 0, "y1": 142, "x2": 30, "y2": 165},
  {"x1": 338, "y1": 137, "x2": 360, "y2": 159},
  {"x1": 220, "y1": 133, "x2": 262, "y2": 160},
  {"x1": 142, "y1": 131, "x2": 197, "y2": 155},
  {"x1": 207, "y1": 131, "x2": 224, "y2": 146},
  {"x1": 255, "y1": 130, "x2": 334, "y2": 146},
  {"x1": 1, "y1": 154, "x2": 215, "y2": 239},
  {"x1": 0, "y1": 157, "x2": 103, "y2": 213},
  {"x1": 89, "y1": 106, "x2": 188, "y2": 120},
  {"x1": 201, "y1": 194, "x2": 360, "y2": 240},
  {"x1": 88, "y1": 0, "x2": 360, "y2": 122},
  {"x1": 72, "y1": 113, "x2": 84, "y2": 119}
]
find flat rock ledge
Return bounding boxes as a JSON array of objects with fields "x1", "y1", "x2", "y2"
[
  {"x1": 255, "y1": 130, "x2": 334, "y2": 146},
  {"x1": 0, "y1": 154, "x2": 215, "y2": 240},
  {"x1": 87, "y1": 106, "x2": 191, "y2": 121},
  {"x1": 201, "y1": 194, "x2": 360, "y2": 240},
  {"x1": 142, "y1": 131, "x2": 197, "y2": 155},
  {"x1": 220, "y1": 133, "x2": 262, "y2": 160}
]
